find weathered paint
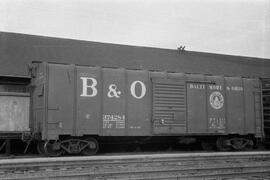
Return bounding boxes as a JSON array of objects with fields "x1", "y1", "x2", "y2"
[
  {"x1": 226, "y1": 77, "x2": 245, "y2": 134},
  {"x1": 243, "y1": 79, "x2": 258, "y2": 134},
  {"x1": 0, "y1": 95, "x2": 30, "y2": 132},
  {"x1": 186, "y1": 74, "x2": 208, "y2": 134},
  {"x1": 31, "y1": 62, "x2": 263, "y2": 140},
  {"x1": 77, "y1": 66, "x2": 101, "y2": 136},
  {"x1": 47, "y1": 64, "x2": 75, "y2": 139},
  {"x1": 206, "y1": 76, "x2": 226, "y2": 133},
  {"x1": 152, "y1": 77, "x2": 186, "y2": 134},
  {"x1": 31, "y1": 62, "x2": 46, "y2": 139},
  {"x1": 102, "y1": 68, "x2": 126, "y2": 136},
  {"x1": 126, "y1": 70, "x2": 151, "y2": 136},
  {"x1": 262, "y1": 79, "x2": 270, "y2": 138}
]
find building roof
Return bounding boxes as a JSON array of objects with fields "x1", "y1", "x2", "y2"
[{"x1": 1, "y1": 31, "x2": 270, "y2": 78}]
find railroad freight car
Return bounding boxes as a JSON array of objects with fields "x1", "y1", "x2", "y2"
[
  {"x1": 30, "y1": 62, "x2": 264, "y2": 156},
  {"x1": 0, "y1": 75, "x2": 31, "y2": 154}
]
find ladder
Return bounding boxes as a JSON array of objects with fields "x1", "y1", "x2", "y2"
[{"x1": 262, "y1": 79, "x2": 270, "y2": 141}]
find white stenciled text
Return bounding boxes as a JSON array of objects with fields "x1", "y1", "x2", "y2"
[
  {"x1": 80, "y1": 77, "x2": 98, "y2": 97},
  {"x1": 80, "y1": 77, "x2": 146, "y2": 99}
]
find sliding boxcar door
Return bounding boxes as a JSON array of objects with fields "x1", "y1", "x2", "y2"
[{"x1": 152, "y1": 79, "x2": 186, "y2": 134}]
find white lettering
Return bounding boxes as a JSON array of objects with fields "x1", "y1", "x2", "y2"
[
  {"x1": 189, "y1": 83, "x2": 205, "y2": 89},
  {"x1": 107, "y1": 84, "x2": 121, "y2": 98},
  {"x1": 103, "y1": 114, "x2": 125, "y2": 129},
  {"x1": 209, "y1": 117, "x2": 225, "y2": 129},
  {"x1": 226, "y1": 86, "x2": 243, "y2": 91},
  {"x1": 130, "y1": 81, "x2": 146, "y2": 99},
  {"x1": 80, "y1": 77, "x2": 98, "y2": 97},
  {"x1": 231, "y1": 86, "x2": 243, "y2": 91},
  {"x1": 209, "y1": 85, "x2": 222, "y2": 91}
]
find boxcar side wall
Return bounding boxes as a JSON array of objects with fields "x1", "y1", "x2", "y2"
[
  {"x1": 0, "y1": 95, "x2": 30, "y2": 132},
  {"x1": 0, "y1": 80, "x2": 30, "y2": 137},
  {"x1": 32, "y1": 62, "x2": 263, "y2": 140}
]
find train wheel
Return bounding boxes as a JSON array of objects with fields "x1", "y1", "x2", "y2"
[
  {"x1": 81, "y1": 138, "x2": 99, "y2": 156},
  {"x1": 201, "y1": 141, "x2": 215, "y2": 151},
  {"x1": 216, "y1": 137, "x2": 232, "y2": 151},
  {"x1": 231, "y1": 138, "x2": 253, "y2": 151},
  {"x1": 44, "y1": 140, "x2": 64, "y2": 157},
  {"x1": 37, "y1": 141, "x2": 46, "y2": 155},
  {"x1": 244, "y1": 141, "x2": 254, "y2": 151}
]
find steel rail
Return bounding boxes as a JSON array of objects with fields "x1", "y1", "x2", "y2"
[
  {"x1": 4, "y1": 162, "x2": 270, "y2": 180},
  {"x1": 0, "y1": 151, "x2": 270, "y2": 180}
]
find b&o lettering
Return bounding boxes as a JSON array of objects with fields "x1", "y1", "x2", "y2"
[
  {"x1": 130, "y1": 81, "x2": 146, "y2": 99},
  {"x1": 80, "y1": 77, "x2": 98, "y2": 97},
  {"x1": 107, "y1": 84, "x2": 121, "y2": 98}
]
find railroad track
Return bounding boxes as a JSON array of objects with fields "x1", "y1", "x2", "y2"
[{"x1": 0, "y1": 151, "x2": 270, "y2": 179}]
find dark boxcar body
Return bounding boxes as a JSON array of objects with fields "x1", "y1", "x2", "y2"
[{"x1": 31, "y1": 62, "x2": 263, "y2": 155}]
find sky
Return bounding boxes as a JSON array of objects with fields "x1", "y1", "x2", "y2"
[{"x1": 0, "y1": 0, "x2": 270, "y2": 59}]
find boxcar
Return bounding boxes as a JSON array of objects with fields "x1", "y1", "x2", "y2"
[
  {"x1": 0, "y1": 75, "x2": 31, "y2": 154},
  {"x1": 30, "y1": 62, "x2": 264, "y2": 156}
]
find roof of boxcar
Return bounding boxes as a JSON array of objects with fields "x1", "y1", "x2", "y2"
[{"x1": 1, "y1": 31, "x2": 270, "y2": 78}]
